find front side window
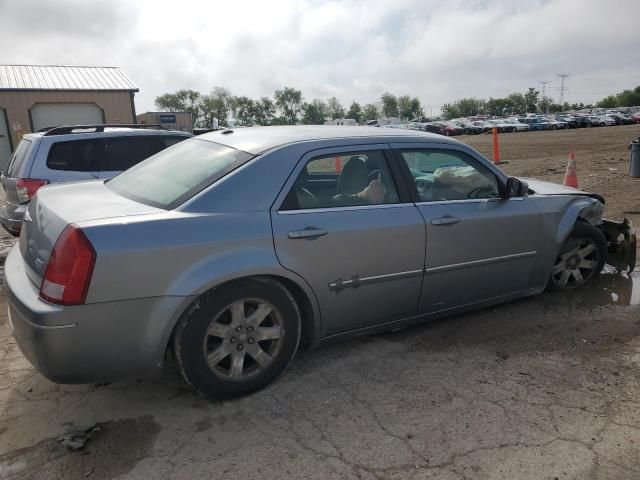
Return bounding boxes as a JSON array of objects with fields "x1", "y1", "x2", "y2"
[
  {"x1": 399, "y1": 149, "x2": 500, "y2": 202},
  {"x1": 107, "y1": 138, "x2": 253, "y2": 209},
  {"x1": 282, "y1": 150, "x2": 399, "y2": 210}
]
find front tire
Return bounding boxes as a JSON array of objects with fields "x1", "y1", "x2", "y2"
[
  {"x1": 174, "y1": 278, "x2": 301, "y2": 399},
  {"x1": 547, "y1": 222, "x2": 607, "y2": 291}
]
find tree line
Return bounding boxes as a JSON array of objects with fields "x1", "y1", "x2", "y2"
[
  {"x1": 156, "y1": 84, "x2": 640, "y2": 127},
  {"x1": 596, "y1": 86, "x2": 640, "y2": 109},
  {"x1": 154, "y1": 87, "x2": 424, "y2": 127}
]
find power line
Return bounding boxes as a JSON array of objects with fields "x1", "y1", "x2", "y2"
[
  {"x1": 538, "y1": 80, "x2": 551, "y2": 112},
  {"x1": 558, "y1": 73, "x2": 570, "y2": 106}
]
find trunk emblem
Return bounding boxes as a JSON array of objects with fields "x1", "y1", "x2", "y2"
[{"x1": 24, "y1": 210, "x2": 32, "y2": 222}]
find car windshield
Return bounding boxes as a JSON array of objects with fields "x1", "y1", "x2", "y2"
[{"x1": 107, "y1": 138, "x2": 254, "y2": 209}]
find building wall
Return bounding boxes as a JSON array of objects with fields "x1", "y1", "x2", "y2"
[
  {"x1": 0, "y1": 90, "x2": 135, "y2": 147},
  {"x1": 137, "y1": 111, "x2": 192, "y2": 132}
]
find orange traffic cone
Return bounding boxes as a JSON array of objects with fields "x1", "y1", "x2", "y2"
[
  {"x1": 563, "y1": 152, "x2": 578, "y2": 188},
  {"x1": 492, "y1": 127, "x2": 501, "y2": 164},
  {"x1": 334, "y1": 155, "x2": 342, "y2": 172}
]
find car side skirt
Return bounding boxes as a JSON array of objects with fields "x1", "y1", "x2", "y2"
[{"x1": 309, "y1": 285, "x2": 545, "y2": 348}]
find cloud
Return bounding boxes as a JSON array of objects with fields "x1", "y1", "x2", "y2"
[{"x1": 0, "y1": 0, "x2": 638, "y2": 113}]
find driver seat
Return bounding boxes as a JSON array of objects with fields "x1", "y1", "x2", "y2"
[{"x1": 331, "y1": 157, "x2": 370, "y2": 205}]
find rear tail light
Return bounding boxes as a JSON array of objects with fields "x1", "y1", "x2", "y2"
[
  {"x1": 40, "y1": 225, "x2": 96, "y2": 306},
  {"x1": 16, "y1": 178, "x2": 48, "y2": 203}
]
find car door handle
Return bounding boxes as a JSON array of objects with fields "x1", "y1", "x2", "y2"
[
  {"x1": 431, "y1": 216, "x2": 460, "y2": 226},
  {"x1": 288, "y1": 228, "x2": 328, "y2": 239}
]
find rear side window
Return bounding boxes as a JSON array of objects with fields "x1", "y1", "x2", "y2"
[
  {"x1": 46, "y1": 139, "x2": 101, "y2": 172},
  {"x1": 106, "y1": 139, "x2": 253, "y2": 209},
  {"x1": 102, "y1": 137, "x2": 165, "y2": 172},
  {"x1": 7, "y1": 139, "x2": 33, "y2": 176}
]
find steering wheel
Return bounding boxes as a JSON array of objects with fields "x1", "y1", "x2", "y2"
[{"x1": 297, "y1": 187, "x2": 318, "y2": 208}]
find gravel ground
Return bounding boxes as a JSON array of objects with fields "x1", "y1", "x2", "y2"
[{"x1": 0, "y1": 125, "x2": 639, "y2": 480}]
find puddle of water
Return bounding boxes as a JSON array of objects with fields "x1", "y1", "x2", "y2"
[{"x1": 549, "y1": 268, "x2": 640, "y2": 306}]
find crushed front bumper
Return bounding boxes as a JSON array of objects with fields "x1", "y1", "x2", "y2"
[{"x1": 599, "y1": 218, "x2": 636, "y2": 273}]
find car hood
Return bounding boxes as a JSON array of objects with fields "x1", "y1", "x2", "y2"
[{"x1": 521, "y1": 178, "x2": 604, "y2": 203}]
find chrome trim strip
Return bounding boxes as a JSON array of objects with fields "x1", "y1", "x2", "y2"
[
  {"x1": 279, "y1": 203, "x2": 415, "y2": 215},
  {"x1": 415, "y1": 197, "x2": 523, "y2": 206},
  {"x1": 426, "y1": 251, "x2": 537, "y2": 274},
  {"x1": 329, "y1": 269, "x2": 423, "y2": 291}
]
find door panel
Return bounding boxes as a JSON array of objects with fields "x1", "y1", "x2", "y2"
[
  {"x1": 417, "y1": 199, "x2": 540, "y2": 311},
  {"x1": 272, "y1": 205, "x2": 426, "y2": 335},
  {"x1": 271, "y1": 145, "x2": 425, "y2": 336},
  {"x1": 391, "y1": 144, "x2": 542, "y2": 313}
]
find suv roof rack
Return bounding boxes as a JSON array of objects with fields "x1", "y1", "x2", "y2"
[{"x1": 40, "y1": 124, "x2": 167, "y2": 136}]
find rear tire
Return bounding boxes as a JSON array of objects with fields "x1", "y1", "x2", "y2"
[
  {"x1": 547, "y1": 222, "x2": 607, "y2": 292},
  {"x1": 174, "y1": 278, "x2": 301, "y2": 399}
]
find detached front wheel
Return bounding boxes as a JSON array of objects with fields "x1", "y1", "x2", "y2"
[
  {"x1": 174, "y1": 278, "x2": 301, "y2": 399},
  {"x1": 547, "y1": 222, "x2": 607, "y2": 291}
]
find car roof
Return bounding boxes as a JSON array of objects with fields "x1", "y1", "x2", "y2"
[{"x1": 197, "y1": 125, "x2": 457, "y2": 154}]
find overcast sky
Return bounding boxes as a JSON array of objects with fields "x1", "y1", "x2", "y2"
[{"x1": 1, "y1": 0, "x2": 638, "y2": 114}]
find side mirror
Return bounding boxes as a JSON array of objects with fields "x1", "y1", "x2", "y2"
[{"x1": 504, "y1": 177, "x2": 528, "y2": 198}]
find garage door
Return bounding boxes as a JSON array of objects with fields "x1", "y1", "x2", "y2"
[
  {"x1": 30, "y1": 103, "x2": 103, "y2": 131},
  {"x1": 0, "y1": 108, "x2": 11, "y2": 171}
]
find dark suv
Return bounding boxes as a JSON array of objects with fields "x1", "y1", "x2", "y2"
[{"x1": 0, "y1": 125, "x2": 191, "y2": 235}]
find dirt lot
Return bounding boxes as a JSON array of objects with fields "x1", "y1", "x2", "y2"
[{"x1": 0, "y1": 125, "x2": 639, "y2": 480}]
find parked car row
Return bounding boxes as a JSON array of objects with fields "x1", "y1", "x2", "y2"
[{"x1": 401, "y1": 110, "x2": 640, "y2": 136}]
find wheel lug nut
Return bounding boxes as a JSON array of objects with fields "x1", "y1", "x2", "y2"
[
  {"x1": 247, "y1": 326, "x2": 254, "y2": 332},
  {"x1": 236, "y1": 326, "x2": 242, "y2": 332},
  {"x1": 237, "y1": 344, "x2": 244, "y2": 351},
  {"x1": 229, "y1": 337, "x2": 236, "y2": 343},
  {"x1": 248, "y1": 338, "x2": 255, "y2": 344}
]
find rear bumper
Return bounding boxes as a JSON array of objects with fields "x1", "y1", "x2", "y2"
[
  {"x1": 0, "y1": 203, "x2": 26, "y2": 235},
  {"x1": 5, "y1": 245, "x2": 193, "y2": 383}
]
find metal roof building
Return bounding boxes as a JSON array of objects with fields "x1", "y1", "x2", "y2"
[{"x1": 0, "y1": 65, "x2": 139, "y2": 168}]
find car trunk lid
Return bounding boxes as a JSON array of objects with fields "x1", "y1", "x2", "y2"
[{"x1": 19, "y1": 180, "x2": 163, "y2": 287}]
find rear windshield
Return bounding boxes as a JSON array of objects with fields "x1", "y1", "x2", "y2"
[
  {"x1": 106, "y1": 138, "x2": 253, "y2": 209},
  {"x1": 7, "y1": 139, "x2": 32, "y2": 176}
]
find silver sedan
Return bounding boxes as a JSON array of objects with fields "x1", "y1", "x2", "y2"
[{"x1": 5, "y1": 126, "x2": 636, "y2": 398}]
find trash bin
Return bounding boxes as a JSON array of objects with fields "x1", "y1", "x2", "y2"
[{"x1": 631, "y1": 137, "x2": 640, "y2": 178}]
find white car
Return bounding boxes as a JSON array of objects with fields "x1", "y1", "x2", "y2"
[
  {"x1": 544, "y1": 117, "x2": 568, "y2": 129},
  {"x1": 488, "y1": 119, "x2": 517, "y2": 133},
  {"x1": 504, "y1": 119, "x2": 531, "y2": 132}
]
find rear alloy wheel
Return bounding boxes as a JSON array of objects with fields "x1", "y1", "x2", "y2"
[
  {"x1": 547, "y1": 222, "x2": 607, "y2": 291},
  {"x1": 174, "y1": 278, "x2": 301, "y2": 399}
]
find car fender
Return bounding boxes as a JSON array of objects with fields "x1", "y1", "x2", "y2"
[
  {"x1": 556, "y1": 196, "x2": 604, "y2": 245},
  {"x1": 160, "y1": 246, "x2": 322, "y2": 345}
]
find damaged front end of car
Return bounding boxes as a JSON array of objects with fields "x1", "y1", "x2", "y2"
[{"x1": 598, "y1": 217, "x2": 637, "y2": 273}]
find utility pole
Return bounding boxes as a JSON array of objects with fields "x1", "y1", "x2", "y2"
[
  {"x1": 538, "y1": 80, "x2": 551, "y2": 112},
  {"x1": 558, "y1": 73, "x2": 569, "y2": 106}
]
